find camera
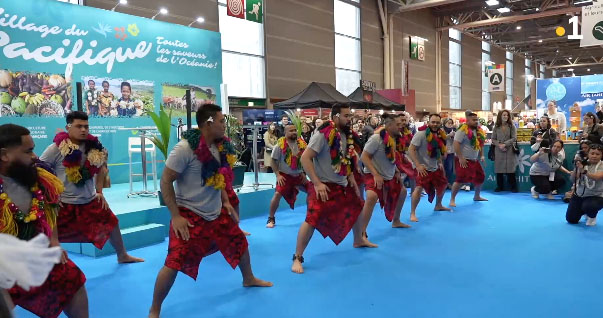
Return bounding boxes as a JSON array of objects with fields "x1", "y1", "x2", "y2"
[{"x1": 576, "y1": 150, "x2": 589, "y2": 166}]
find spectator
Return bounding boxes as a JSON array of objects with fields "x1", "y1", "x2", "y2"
[
  {"x1": 276, "y1": 115, "x2": 289, "y2": 137},
  {"x1": 313, "y1": 118, "x2": 323, "y2": 130},
  {"x1": 529, "y1": 139, "x2": 555, "y2": 200},
  {"x1": 530, "y1": 116, "x2": 558, "y2": 151},
  {"x1": 486, "y1": 113, "x2": 495, "y2": 132},
  {"x1": 581, "y1": 112, "x2": 603, "y2": 145},
  {"x1": 546, "y1": 100, "x2": 567, "y2": 133},
  {"x1": 492, "y1": 110, "x2": 518, "y2": 192},
  {"x1": 301, "y1": 122, "x2": 312, "y2": 144},
  {"x1": 442, "y1": 118, "x2": 456, "y2": 188},
  {"x1": 362, "y1": 115, "x2": 379, "y2": 143},
  {"x1": 563, "y1": 140, "x2": 593, "y2": 202},
  {"x1": 263, "y1": 122, "x2": 279, "y2": 173},
  {"x1": 565, "y1": 144, "x2": 603, "y2": 226},
  {"x1": 596, "y1": 104, "x2": 603, "y2": 124}
]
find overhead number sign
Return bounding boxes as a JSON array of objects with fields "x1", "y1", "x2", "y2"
[{"x1": 488, "y1": 65, "x2": 505, "y2": 92}]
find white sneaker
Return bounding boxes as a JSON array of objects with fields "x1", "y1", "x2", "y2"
[
  {"x1": 463, "y1": 185, "x2": 470, "y2": 191},
  {"x1": 551, "y1": 190, "x2": 558, "y2": 195},
  {"x1": 531, "y1": 186, "x2": 539, "y2": 199},
  {"x1": 587, "y1": 217, "x2": 597, "y2": 226},
  {"x1": 546, "y1": 193, "x2": 555, "y2": 200}
]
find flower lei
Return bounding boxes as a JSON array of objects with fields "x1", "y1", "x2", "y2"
[
  {"x1": 458, "y1": 124, "x2": 486, "y2": 151},
  {"x1": 379, "y1": 129, "x2": 398, "y2": 164},
  {"x1": 182, "y1": 129, "x2": 237, "y2": 190},
  {"x1": 319, "y1": 121, "x2": 356, "y2": 176},
  {"x1": 0, "y1": 164, "x2": 64, "y2": 241},
  {"x1": 278, "y1": 137, "x2": 307, "y2": 170},
  {"x1": 54, "y1": 132, "x2": 106, "y2": 186},
  {"x1": 418, "y1": 125, "x2": 448, "y2": 159},
  {"x1": 398, "y1": 126, "x2": 413, "y2": 153}
]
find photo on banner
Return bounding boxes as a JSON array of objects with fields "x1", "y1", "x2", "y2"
[
  {"x1": 0, "y1": 69, "x2": 71, "y2": 117},
  {"x1": 80, "y1": 76, "x2": 154, "y2": 117},
  {"x1": 161, "y1": 83, "x2": 217, "y2": 117}
]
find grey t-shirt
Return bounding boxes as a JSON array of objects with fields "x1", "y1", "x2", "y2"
[
  {"x1": 576, "y1": 162, "x2": 603, "y2": 198},
  {"x1": 410, "y1": 131, "x2": 439, "y2": 172},
  {"x1": 454, "y1": 129, "x2": 480, "y2": 160},
  {"x1": 362, "y1": 134, "x2": 396, "y2": 180},
  {"x1": 0, "y1": 175, "x2": 32, "y2": 212},
  {"x1": 529, "y1": 152, "x2": 551, "y2": 176},
  {"x1": 307, "y1": 131, "x2": 348, "y2": 186},
  {"x1": 271, "y1": 139, "x2": 302, "y2": 176},
  {"x1": 40, "y1": 143, "x2": 96, "y2": 205},
  {"x1": 165, "y1": 139, "x2": 222, "y2": 221}
]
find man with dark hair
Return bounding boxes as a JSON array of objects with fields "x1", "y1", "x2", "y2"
[
  {"x1": 149, "y1": 104, "x2": 271, "y2": 318},
  {"x1": 449, "y1": 112, "x2": 488, "y2": 207},
  {"x1": 266, "y1": 124, "x2": 308, "y2": 228},
  {"x1": 40, "y1": 111, "x2": 143, "y2": 264},
  {"x1": 0, "y1": 124, "x2": 89, "y2": 318},
  {"x1": 276, "y1": 115, "x2": 289, "y2": 138},
  {"x1": 85, "y1": 79, "x2": 99, "y2": 117},
  {"x1": 408, "y1": 114, "x2": 451, "y2": 222},
  {"x1": 359, "y1": 114, "x2": 410, "y2": 235},
  {"x1": 291, "y1": 103, "x2": 372, "y2": 275}
]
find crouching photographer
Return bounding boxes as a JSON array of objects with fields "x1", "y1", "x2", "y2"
[
  {"x1": 563, "y1": 140, "x2": 592, "y2": 202},
  {"x1": 565, "y1": 144, "x2": 603, "y2": 226}
]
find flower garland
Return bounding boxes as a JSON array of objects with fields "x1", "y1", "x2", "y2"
[
  {"x1": 182, "y1": 129, "x2": 237, "y2": 190},
  {"x1": 398, "y1": 127, "x2": 413, "y2": 153},
  {"x1": 418, "y1": 125, "x2": 448, "y2": 159},
  {"x1": 319, "y1": 121, "x2": 356, "y2": 176},
  {"x1": 0, "y1": 166, "x2": 64, "y2": 241},
  {"x1": 54, "y1": 132, "x2": 106, "y2": 187},
  {"x1": 278, "y1": 137, "x2": 307, "y2": 170},
  {"x1": 379, "y1": 129, "x2": 398, "y2": 164},
  {"x1": 458, "y1": 124, "x2": 486, "y2": 151}
]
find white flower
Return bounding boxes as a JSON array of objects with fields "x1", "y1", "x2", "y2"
[
  {"x1": 516, "y1": 148, "x2": 531, "y2": 173},
  {"x1": 119, "y1": 101, "x2": 127, "y2": 108},
  {"x1": 127, "y1": 101, "x2": 135, "y2": 109}
]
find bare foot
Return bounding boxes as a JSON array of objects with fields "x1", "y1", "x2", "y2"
[
  {"x1": 434, "y1": 205, "x2": 452, "y2": 212},
  {"x1": 473, "y1": 197, "x2": 488, "y2": 202},
  {"x1": 410, "y1": 214, "x2": 419, "y2": 222},
  {"x1": 449, "y1": 201, "x2": 456, "y2": 207},
  {"x1": 118, "y1": 254, "x2": 145, "y2": 264},
  {"x1": 353, "y1": 238, "x2": 378, "y2": 248},
  {"x1": 266, "y1": 222, "x2": 274, "y2": 228},
  {"x1": 291, "y1": 259, "x2": 304, "y2": 274},
  {"x1": 243, "y1": 277, "x2": 273, "y2": 287},
  {"x1": 148, "y1": 308, "x2": 160, "y2": 318},
  {"x1": 243, "y1": 230, "x2": 251, "y2": 236},
  {"x1": 392, "y1": 220, "x2": 411, "y2": 228}
]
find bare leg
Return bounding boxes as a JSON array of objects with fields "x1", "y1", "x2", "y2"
[
  {"x1": 352, "y1": 205, "x2": 378, "y2": 248},
  {"x1": 434, "y1": 187, "x2": 451, "y2": 211},
  {"x1": 148, "y1": 266, "x2": 178, "y2": 318},
  {"x1": 0, "y1": 289, "x2": 13, "y2": 318},
  {"x1": 234, "y1": 205, "x2": 251, "y2": 236},
  {"x1": 292, "y1": 222, "x2": 315, "y2": 274},
  {"x1": 238, "y1": 250, "x2": 273, "y2": 287},
  {"x1": 109, "y1": 226, "x2": 144, "y2": 263},
  {"x1": 449, "y1": 182, "x2": 462, "y2": 207},
  {"x1": 392, "y1": 186, "x2": 410, "y2": 228},
  {"x1": 410, "y1": 186, "x2": 422, "y2": 222},
  {"x1": 266, "y1": 192, "x2": 282, "y2": 228},
  {"x1": 359, "y1": 190, "x2": 379, "y2": 235},
  {"x1": 63, "y1": 286, "x2": 89, "y2": 318},
  {"x1": 473, "y1": 184, "x2": 488, "y2": 201}
]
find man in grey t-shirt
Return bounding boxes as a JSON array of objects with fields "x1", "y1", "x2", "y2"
[
  {"x1": 359, "y1": 114, "x2": 409, "y2": 235},
  {"x1": 40, "y1": 111, "x2": 143, "y2": 264},
  {"x1": 266, "y1": 125, "x2": 308, "y2": 228},
  {"x1": 449, "y1": 112, "x2": 488, "y2": 207},
  {"x1": 149, "y1": 104, "x2": 272, "y2": 318},
  {"x1": 291, "y1": 104, "x2": 372, "y2": 275},
  {"x1": 408, "y1": 114, "x2": 451, "y2": 222}
]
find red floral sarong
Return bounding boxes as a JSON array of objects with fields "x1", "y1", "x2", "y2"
[
  {"x1": 225, "y1": 186, "x2": 240, "y2": 209},
  {"x1": 165, "y1": 207, "x2": 248, "y2": 280},
  {"x1": 276, "y1": 173, "x2": 307, "y2": 209},
  {"x1": 454, "y1": 158, "x2": 485, "y2": 185},
  {"x1": 397, "y1": 155, "x2": 416, "y2": 180},
  {"x1": 416, "y1": 169, "x2": 448, "y2": 203},
  {"x1": 364, "y1": 174, "x2": 402, "y2": 222},
  {"x1": 305, "y1": 182, "x2": 364, "y2": 245},
  {"x1": 58, "y1": 199, "x2": 119, "y2": 249}
]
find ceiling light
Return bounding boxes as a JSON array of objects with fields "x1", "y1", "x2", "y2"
[
  {"x1": 568, "y1": 57, "x2": 573, "y2": 60},
  {"x1": 485, "y1": 0, "x2": 499, "y2": 5},
  {"x1": 111, "y1": 0, "x2": 127, "y2": 11},
  {"x1": 536, "y1": 8, "x2": 540, "y2": 11},
  {"x1": 497, "y1": 7, "x2": 511, "y2": 13},
  {"x1": 152, "y1": 7, "x2": 168, "y2": 19},
  {"x1": 516, "y1": 25, "x2": 522, "y2": 30},
  {"x1": 587, "y1": 68, "x2": 591, "y2": 71},
  {"x1": 574, "y1": 0, "x2": 594, "y2": 7},
  {"x1": 568, "y1": 68, "x2": 574, "y2": 71},
  {"x1": 188, "y1": 16, "x2": 205, "y2": 26},
  {"x1": 538, "y1": 39, "x2": 543, "y2": 43}
]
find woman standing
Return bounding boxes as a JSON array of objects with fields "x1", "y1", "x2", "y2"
[
  {"x1": 565, "y1": 144, "x2": 603, "y2": 226},
  {"x1": 263, "y1": 122, "x2": 279, "y2": 173},
  {"x1": 442, "y1": 118, "x2": 456, "y2": 188},
  {"x1": 492, "y1": 110, "x2": 518, "y2": 192},
  {"x1": 301, "y1": 122, "x2": 312, "y2": 144}
]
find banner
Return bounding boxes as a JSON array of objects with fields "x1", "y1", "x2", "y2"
[
  {"x1": 360, "y1": 80, "x2": 375, "y2": 103},
  {"x1": 487, "y1": 65, "x2": 505, "y2": 92},
  {"x1": 580, "y1": 1, "x2": 603, "y2": 48},
  {"x1": 401, "y1": 60, "x2": 409, "y2": 96},
  {"x1": 536, "y1": 76, "x2": 598, "y2": 130},
  {"x1": 409, "y1": 36, "x2": 425, "y2": 61},
  {"x1": 0, "y1": 0, "x2": 223, "y2": 183}
]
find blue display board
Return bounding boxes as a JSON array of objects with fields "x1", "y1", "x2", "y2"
[{"x1": 0, "y1": 0, "x2": 223, "y2": 183}]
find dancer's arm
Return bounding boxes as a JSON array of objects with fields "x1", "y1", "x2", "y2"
[
  {"x1": 161, "y1": 167, "x2": 193, "y2": 241},
  {"x1": 271, "y1": 157, "x2": 285, "y2": 187},
  {"x1": 94, "y1": 165, "x2": 108, "y2": 210},
  {"x1": 361, "y1": 150, "x2": 383, "y2": 189},
  {"x1": 408, "y1": 144, "x2": 427, "y2": 177},
  {"x1": 301, "y1": 148, "x2": 329, "y2": 201}
]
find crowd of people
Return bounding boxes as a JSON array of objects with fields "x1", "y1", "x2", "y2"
[{"x1": 1, "y1": 102, "x2": 602, "y2": 318}]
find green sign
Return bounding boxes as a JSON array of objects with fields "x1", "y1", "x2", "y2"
[
  {"x1": 593, "y1": 21, "x2": 603, "y2": 41},
  {"x1": 246, "y1": 0, "x2": 263, "y2": 23},
  {"x1": 409, "y1": 36, "x2": 418, "y2": 60}
]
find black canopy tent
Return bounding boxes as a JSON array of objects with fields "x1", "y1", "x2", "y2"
[
  {"x1": 347, "y1": 87, "x2": 405, "y2": 111},
  {"x1": 273, "y1": 82, "x2": 360, "y2": 109}
]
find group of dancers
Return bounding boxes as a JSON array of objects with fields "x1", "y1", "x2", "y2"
[{"x1": 4, "y1": 102, "x2": 598, "y2": 318}]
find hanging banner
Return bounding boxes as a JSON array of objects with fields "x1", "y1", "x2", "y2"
[
  {"x1": 0, "y1": 0, "x2": 223, "y2": 183},
  {"x1": 488, "y1": 65, "x2": 505, "y2": 92},
  {"x1": 227, "y1": 0, "x2": 246, "y2": 19},
  {"x1": 360, "y1": 80, "x2": 375, "y2": 103},
  {"x1": 580, "y1": 1, "x2": 603, "y2": 48},
  {"x1": 401, "y1": 60, "x2": 409, "y2": 96},
  {"x1": 246, "y1": 0, "x2": 263, "y2": 23},
  {"x1": 409, "y1": 36, "x2": 425, "y2": 61}
]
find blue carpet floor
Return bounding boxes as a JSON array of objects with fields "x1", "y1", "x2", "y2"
[{"x1": 15, "y1": 190, "x2": 603, "y2": 318}]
